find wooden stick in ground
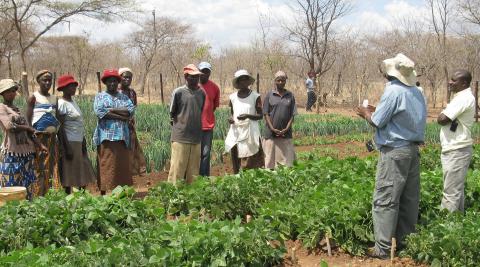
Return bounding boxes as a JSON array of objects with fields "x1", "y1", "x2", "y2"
[
  {"x1": 160, "y1": 73, "x2": 164, "y2": 104},
  {"x1": 326, "y1": 233, "x2": 332, "y2": 256},
  {"x1": 256, "y1": 73, "x2": 260, "y2": 93},
  {"x1": 96, "y1": 71, "x2": 102, "y2": 93},
  {"x1": 21, "y1": 72, "x2": 29, "y2": 97},
  {"x1": 291, "y1": 246, "x2": 297, "y2": 263},
  {"x1": 246, "y1": 214, "x2": 252, "y2": 223},
  {"x1": 52, "y1": 72, "x2": 57, "y2": 94},
  {"x1": 391, "y1": 237, "x2": 396, "y2": 262},
  {"x1": 475, "y1": 81, "x2": 479, "y2": 122}
]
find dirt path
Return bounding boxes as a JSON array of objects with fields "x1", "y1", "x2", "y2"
[{"x1": 283, "y1": 241, "x2": 426, "y2": 267}]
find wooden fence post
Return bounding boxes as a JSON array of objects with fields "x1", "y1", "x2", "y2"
[
  {"x1": 475, "y1": 81, "x2": 479, "y2": 122},
  {"x1": 21, "y1": 72, "x2": 29, "y2": 97},
  {"x1": 52, "y1": 72, "x2": 57, "y2": 94},
  {"x1": 160, "y1": 73, "x2": 165, "y2": 104},
  {"x1": 96, "y1": 71, "x2": 102, "y2": 93},
  {"x1": 256, "y1": 73, "x2": 260, "y2": 94}
]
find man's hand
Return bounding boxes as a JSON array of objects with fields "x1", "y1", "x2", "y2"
[
  {"x1": 355, "y1": 106, "x2": 371, "y2": 119},
  {"x1": 366, "y1": 105, "x2": 376, "y2": 113}
]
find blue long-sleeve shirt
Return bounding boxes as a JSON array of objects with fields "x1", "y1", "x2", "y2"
[{"x1": 371, "y1": 80, "x2": 427, "y2": 150}]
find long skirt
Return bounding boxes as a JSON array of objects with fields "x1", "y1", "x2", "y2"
[
  {"x1": 231, "y1": 141, "x2": 264, "y2": 174},
  {"x1": 130, "y1": 127, "x2": 146, "y2": 176},
  {"x1": 263, "y1": 138, "x2": 296, "y2": 169},
  {"x1": 32, "y1": 132, "x2": 61, "y2": 197},
  {"x1": 306, "y1": 91, "x2": 317, "y2": 111},
  {"x1": 0, "y1": 153, "x2": 36, "y2": 200},
  {"x1": 97, "y1": 140, "x2": 132, "y2": 192},
  {"x1": 60, "y1": 141, "x2": 96, "y2": 187}
]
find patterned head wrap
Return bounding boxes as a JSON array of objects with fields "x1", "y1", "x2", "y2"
[{"x1": 36, "y1": 70, "x2": 53, "y2": 82}]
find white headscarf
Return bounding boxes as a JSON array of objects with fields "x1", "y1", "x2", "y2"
[{"x1": 118, "y1": 67, "x2": 133, "y2": 76}]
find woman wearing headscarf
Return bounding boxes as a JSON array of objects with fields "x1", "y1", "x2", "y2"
[
  {"x1": 0, "y1": 79, "x2": 47, "y2": 199},
  {"x1": 26, "y1": 70, "x2": 62, "y2": 196},
  {"x1": 57, "y1": 75, "x2": 96, "y2": 194},
  {"x1": 118, "y1": 67, "x2": 146, "y2": 175},
  {"x1": 263, "y1": 71, "x2": 297, "y2": 169},
  {"x1": 225, "y1": 69, "x2": 264, "y2": 174},
  {"x1": 93, "y1": 69, "x2": 135, "y2": 195}
]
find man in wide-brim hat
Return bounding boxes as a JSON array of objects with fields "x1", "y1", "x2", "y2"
[{"x1": 355, "y1": 53, "x2": 427, "y2": 259}]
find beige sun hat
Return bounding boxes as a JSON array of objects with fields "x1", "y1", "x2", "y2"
[
  {"x1": 232, "y1": 69, "x2": 255, "y2": 89},
  {"x1": 382, "y1": 53, "x2": 417, "y2": 87},
  {"x1": 0, "y1": 79, "x2": 19, "y2": 94}
]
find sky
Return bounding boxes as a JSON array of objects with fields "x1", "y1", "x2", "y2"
[{"x1": 50, "y1": 0, "x2": 428, "y2": 51}]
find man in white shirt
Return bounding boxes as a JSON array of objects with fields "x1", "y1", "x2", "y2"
[{"x1": 437, "y1": 69, "x2": 475, "y2": 212}]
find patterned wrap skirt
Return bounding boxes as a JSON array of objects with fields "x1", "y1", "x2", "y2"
[
  {"x1": 32, "y1": 132, "x2": 61, "y2": 196},
  {"x1": 0, "y1": 153, "x2": 36, "y2": 200}
]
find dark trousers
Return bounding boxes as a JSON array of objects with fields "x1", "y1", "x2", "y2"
[
  {"x1": 199, "y1": 130, "x2": 213, "y2": 176},
  {"x1": 306, "y1": 91, "x2": 317, "y2": 111}
]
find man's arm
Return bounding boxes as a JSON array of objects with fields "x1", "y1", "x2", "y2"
[{"x1": 437, "y1": 113, "x2": 452, "y2": 126}]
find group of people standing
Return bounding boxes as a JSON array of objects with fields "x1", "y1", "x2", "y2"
[
  {"x1": 168, "y1": 63, "x2": 297, "y2": 184},
  {"x1": 356, "y1": 53, "x2": 475, "y2": 259},
  {"x1": 0, "y1": 68, "x2": 146, "y2": 198},
  {"x1": 0, "y1": 62, "x2": 298, "y2": 198}
]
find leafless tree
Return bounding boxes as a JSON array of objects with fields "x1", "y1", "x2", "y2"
[
  {"x1": 285, "y1": 0, "x2": 352, "y2": 112},
  {"x1": 428, "y1": 0, "x2": 452, "y2": 103},
  {"x1": 1, "y1": 0, "x2": 136, "y2": 95},
  {"x1": 127, "y1": 14, "x2": 189, "y2": 94}
]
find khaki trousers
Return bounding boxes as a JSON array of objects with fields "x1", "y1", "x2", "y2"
[
  {"x1": 168, "y1": 142, "x2": 201, "y2": 185},
  {"x1": 263, "y1": 138, "x2": 296, "y2": 169},
  {"x1": 441, "y1": 146, "x2": 472, "y2": 212}
]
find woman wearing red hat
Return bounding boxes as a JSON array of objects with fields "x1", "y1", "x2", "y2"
[
  {"x1": 93, "y1": 69, "x2": 135, "y2": 195},
  {"x1": 57, "y1": 75, "x2": 96, "y2": 194},
  {"x1": 26, "y1": 70, "x2": 62, "y2": 196}
]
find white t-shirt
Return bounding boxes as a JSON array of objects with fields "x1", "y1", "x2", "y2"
[
  {"x1": 305, "y1": 78, "x2": 314, "y2": 92},
  {"x1": 58, "y1": 98, "x2": 84, "y2": 142},
  {"x1": 440, "y1": 88, "x2": 475, "y2": 152}
]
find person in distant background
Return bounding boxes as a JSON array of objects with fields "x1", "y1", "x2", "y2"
[
  {"x1": 198, "y1": 62, "x2": 220, "y2": 177},
  {"x1": 305, "y1": 71, "x2": 317, "y2": 111},
  {"x1": 263, "y1": 71, "x2": 296, "y2": 169},
  {"x1": 225, "y1": 69, "x2": 264, "y2": 174},
  {"x1": 57, "y1": 75, "x2": 96, "y2": 194},
  {"x1": 118, "y1": 67, "x2": 146, "y2": 176},
  {"x1": 437, "y1": 69, "x2": 475, "y2": 213},
  {"x1": 27, "y1": 70, "x2": 61, "y2": 196}
]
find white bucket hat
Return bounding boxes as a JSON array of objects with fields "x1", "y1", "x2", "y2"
[
  {"x1": 382, "y1": 53, "x2": 417, "y2": 87},
  {"x1": 0, "y1": 79, "x2": 19, "y2": 94},
  {"x1": 232, "y1": 69, "x2": 255, "y2": 89}
]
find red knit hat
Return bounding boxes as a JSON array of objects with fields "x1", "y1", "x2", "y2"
[
  {"x1": 57, "y1": 75, "x2": 78, "y2": 91},
  {"x1": 101, "y1": 69, "x2": 121, "y2": 83}
]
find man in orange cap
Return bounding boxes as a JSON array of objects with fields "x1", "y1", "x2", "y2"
[{"x1": 168, "y1": 64, "x2": 206, "y2": 184}]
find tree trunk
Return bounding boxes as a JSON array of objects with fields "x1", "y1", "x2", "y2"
[
  {"x1": 20, "y1": 50, "x2": 29, "y2": 96},
  {"x1": 315, "y1": 78, "x2": 322, "y2": 114},
  {"x1": 7, "y1": 53, "x2": 13, "y2": 78}
]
